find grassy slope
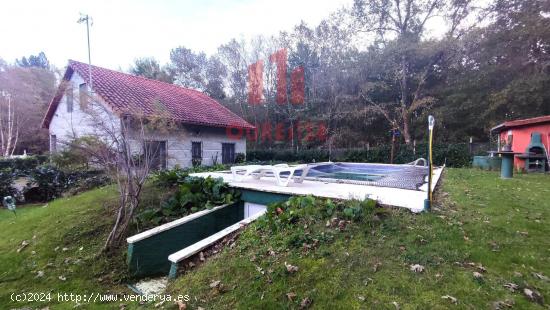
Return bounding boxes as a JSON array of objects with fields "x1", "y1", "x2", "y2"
[
  {"x1": 0, "y1": 186, "x2": 131, "y2": 310},
  {"x1": 1, "y1": 169, "x2": 548, "y2": 309},
  {"x1": 168, "y1": 169, "x2": 550, "y2": 309}
]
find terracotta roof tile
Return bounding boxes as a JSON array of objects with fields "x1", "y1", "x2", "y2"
[
  {"x1": 42, "y1": 60, "x2": 254, "y2": 130},
  {"x1": 491, "y1": 115, "x2": 550, "y2": 132}
]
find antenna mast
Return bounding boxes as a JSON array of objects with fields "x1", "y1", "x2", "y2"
[{"x1": 77, "y1": 14, "x2": 93, "y2": 92}]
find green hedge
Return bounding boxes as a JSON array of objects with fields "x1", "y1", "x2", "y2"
[
  {"x1": 0, "y1": 155, "x2": 49, "y2": 175},
  {"x1": 247, "y1": 143, "x2": 472, "y2": 167}
]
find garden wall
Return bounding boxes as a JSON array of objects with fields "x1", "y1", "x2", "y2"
[{"x1": 126, "y1": 202, "x2": 244, "y2": 278}]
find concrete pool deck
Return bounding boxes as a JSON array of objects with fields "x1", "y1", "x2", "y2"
[{"x1": 191, "y1": 165, "x2": 444, "y2": 213}]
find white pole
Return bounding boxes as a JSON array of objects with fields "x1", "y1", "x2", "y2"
[{"x1": 78, "y1": 14, "x2": 93, "y2": 93}]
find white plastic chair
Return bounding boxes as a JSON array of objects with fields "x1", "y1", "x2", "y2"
[{"x1": 230, "y1": 164, "x2": 313, "y2": 187}]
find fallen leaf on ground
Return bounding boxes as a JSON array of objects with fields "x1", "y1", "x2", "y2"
[
  {"x1": 410, "y1": 264, "x2": 425, "y2": 273},
  {"x1": 532, "y1": 272, "x2": 549, "y2": 281},
  {"x1": 441, "y1": 295, "x2": 458, "y2": 304},
  {"x1": 285, "y1": 262, "x2": 298, "y2": 273},
  {"x1": 286, "y1": 292, "x2": 296, "y2": 301},
  {"x1": 209, "y1": 280, "x2": 221, "y2": 289},
  {"x1": 300, "y1": 297, "x2": 312, "y2": 309},
  {"x1": 523, "y1": 288, "x2": 544, "y2": 304},
  {"x1": 17, "y1": 240, "x2": 29, "y2": 253},
  {"x1": 492, "y1": 299, "x2": 514, "y2": 309},
  {"x1": 175, "y1": 300, "x2": 186, "y2": 310},
  {"x1": 154, "y1": 300, "x2": 165, "y2": 308},
  {"x1": 503, "y1": 283, "x2": 518, "y2": 292},
  {"x1": 476, "y1": 264, "x2": 487, "y2": 273}
]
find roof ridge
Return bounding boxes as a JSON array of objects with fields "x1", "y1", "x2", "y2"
[
  {"x1": 68, "y1": 59, "x2": 203, "y2": 93},
  {"x1": 42, "y1": 59, "x2": 255, "y2": 130}
]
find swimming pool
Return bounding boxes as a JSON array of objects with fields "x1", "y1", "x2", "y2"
[
  {"x1": 304, "y1": 162, "x2": 408, "y2": 181},
  {"x1": 192, "y1": 162, "x2": 443, "y2": 212},
  {"x1": 295, "y1": 162, "x2": 429, "y2": 191}
]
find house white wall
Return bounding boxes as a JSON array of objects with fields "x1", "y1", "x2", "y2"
[
  {"x1": 48, "y1": 72, "x2": 121, "y2": 151},
  {"x1": 127, "y1": 125, "x2": 246, "y2": 168},
  {"x1": 48, "y1": 72, "x2": 247, "y2": 168}
]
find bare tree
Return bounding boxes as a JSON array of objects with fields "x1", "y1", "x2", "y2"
[
  {"x1": 64, "y1": 94, "x2": 173, "y2": 250},
  {"x1": 0, "y1": 91, "x2": 19, "y2": 157}
]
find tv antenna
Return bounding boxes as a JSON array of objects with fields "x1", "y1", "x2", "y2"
[{"x1": 77, "y1": 13, "x2": 93, "y2": 92}]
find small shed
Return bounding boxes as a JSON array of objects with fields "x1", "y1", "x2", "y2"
[{"x1": 491, "y1": 115, "x2": 550, "y2": 172}]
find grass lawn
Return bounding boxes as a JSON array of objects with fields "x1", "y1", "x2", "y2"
[
  {"x1": 0, "y1": 186, "x2": 131, "y2": 309},
  {"x1": 168, "y1": 169, "x2": 550, "y2": 309},
  {"x1": 0, "y1": 169, "x2": 549, "y2": 309}
]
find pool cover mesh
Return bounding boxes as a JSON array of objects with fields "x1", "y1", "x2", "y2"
[{"x1": 305, "y1": 166, "x2": 429, "y2": 191}]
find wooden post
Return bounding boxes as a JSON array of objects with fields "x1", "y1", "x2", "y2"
[{"x1": 390, "y1": 131, "x2": 395, "y2": 164}]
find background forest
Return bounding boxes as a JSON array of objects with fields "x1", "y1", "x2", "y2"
[{"x1": 1, "y1": 0, "x2": 548, "y2": 156}]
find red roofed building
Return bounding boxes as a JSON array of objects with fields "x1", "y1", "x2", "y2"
[
  {"x1": 42, "y1": 60, "x2": 254, "y2": 168},
  {"x1": 491, "y1": 115, "x2": 550, "y2": 171}
]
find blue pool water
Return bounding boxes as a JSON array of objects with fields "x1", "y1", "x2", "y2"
[{"x1": 304, "y1": 162, "x2": 408, "y2": 181}]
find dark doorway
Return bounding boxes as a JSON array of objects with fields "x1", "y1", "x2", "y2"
[
  {"x1": 222, "y1": 143, "x2": 235, "y2": 164},
  {"x1": 144, "y1": 141, "x2": 167, "y2": 170}
]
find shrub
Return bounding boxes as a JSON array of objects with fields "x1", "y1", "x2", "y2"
[
  {"x1": 0, "y1": 169, "x2": 17, "y2": 199},
  {"x1": 51, "y1": 149, "x2": 89, "y2": 171},
  {"x1": 64, "y1": 170, "x2": 111, "y2": 196},
  {"x1": 259, "y1": 196, "x2": 381, "y2": 233},
  {"x1": 26, "y1": 165, "x2": 67, "y2": 202},
  {"x1": 235, "y1": 153, "x2": 246, "y2": 163},
  {"x1": 0, "y1": 155, "x2": 49, "y2": 176},
  {"x1": 153, "y1": 168, "x2": 189, "y2": 187},
  {"x1": 248, "y1": 142, "x2": 472, "y2": 167}
]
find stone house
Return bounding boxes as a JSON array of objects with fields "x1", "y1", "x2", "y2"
[{"x1": 41, "y1": 60, "x2": 254, "y2": 168}]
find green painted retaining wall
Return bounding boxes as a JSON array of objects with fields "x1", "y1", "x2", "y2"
[
  {"x1": 127, "y1": 202, "x2": 244, "y2": 278},
  {"x1": 239, "y1": 189, "x2": 292, "y2": 205}
]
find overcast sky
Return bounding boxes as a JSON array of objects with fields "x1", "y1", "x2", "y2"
[{"x1": 0, "y1": 0, "x2": 351, "y2": 70}]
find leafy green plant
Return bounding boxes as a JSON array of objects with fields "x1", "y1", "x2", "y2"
[
  {"x1": 342, "y1": 199, "x2": 376, "y2": 221},
  {"x1": 235, "y1": 153, "x2": 246, "y2": 163},
  {"x1": 260, "y1": 195, "x2": 379, "y2": 233},
  {"x1": 135, "y1": 176, "x2": 240, "y2": 230},
  {"x1": 191, "y1": 158, "x2": 202, "y2": 167},
  {"x1": 153, "y1": 168, "x2": 189, "y2": 187}
]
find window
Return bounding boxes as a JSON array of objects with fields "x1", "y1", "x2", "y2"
[
  {"x1": 222, "y1": 143, "x2": 235, "y2": 164},
  {"x1": 191, "y1": 142, "x2": 202, "y2": 160},
  {"x1": 50, "y1": 135, "x2": 57, "y2": 153},
  {"x1": 191, "y1": 141, "x2": 202, "y2": 166},
  {"x1": 79, "y1": 83, "x2": 88, "y2": 109},
  {"x1": 143, "y1": 141, "x2": 167, "y2": 170},
  {"x1": 66, "y1": 87, "x2": 73, "y2": 112}
]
